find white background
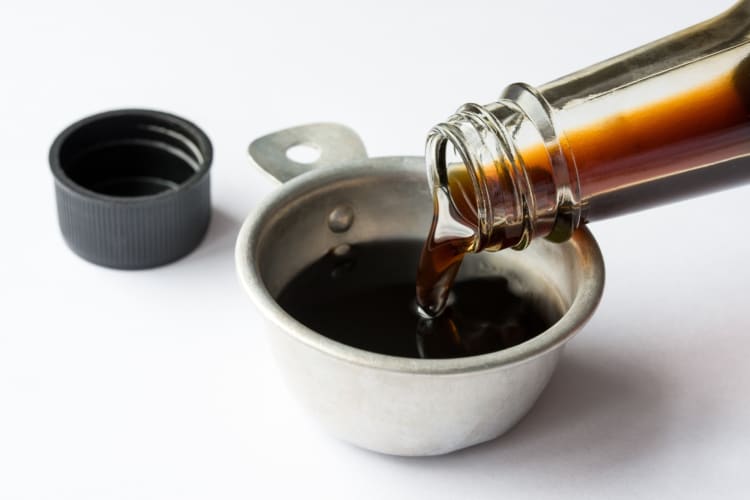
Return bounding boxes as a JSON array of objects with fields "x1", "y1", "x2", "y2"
[{"x1": 1, "y1": 0, "x2": 748, "y2": 498}]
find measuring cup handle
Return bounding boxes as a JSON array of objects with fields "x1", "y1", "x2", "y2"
[{"x1": 248, "y1": 123, "x2": 368, "y2": 183}]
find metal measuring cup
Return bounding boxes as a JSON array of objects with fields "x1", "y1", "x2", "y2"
[{"x1": 235, "y1": 123, "x2": 605, "y2": 456}]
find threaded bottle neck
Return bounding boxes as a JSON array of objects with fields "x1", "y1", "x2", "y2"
[{"x1": 425, "y1": 84, "x2": 580, "y2": 253}]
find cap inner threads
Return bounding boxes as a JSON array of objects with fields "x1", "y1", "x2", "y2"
[{"x1": 55, "y1": 113, "x2": 209, "y2": 198}]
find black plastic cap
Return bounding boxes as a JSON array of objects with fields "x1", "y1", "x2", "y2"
[{"x1": 50, "y1": 109, "x2": 213, "y2": 269}]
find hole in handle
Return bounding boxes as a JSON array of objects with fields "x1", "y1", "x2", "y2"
[{"x1": 286, "y1": 143, "x2": 321, "y2": 164}]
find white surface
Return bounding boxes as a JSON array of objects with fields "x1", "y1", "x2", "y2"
[{"x1": 1, "y1": 0, "x2": 748, "y2": 498}]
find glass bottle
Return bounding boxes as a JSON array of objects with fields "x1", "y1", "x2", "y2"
[{"x1": 417, "y1": 0, "x2": 750, "y2": 316}]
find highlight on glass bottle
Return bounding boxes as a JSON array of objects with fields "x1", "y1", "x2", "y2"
[{"x1": 416, "y1": 0, "x2": 750, "y2": 317}]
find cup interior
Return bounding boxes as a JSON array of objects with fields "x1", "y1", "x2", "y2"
[{"x1": 240, "y1": 159, "x2": 603, "y2": 369}]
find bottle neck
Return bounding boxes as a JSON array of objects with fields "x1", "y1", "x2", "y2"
[
  {"x1": 426, "y1": 83, "x2": 580, "y2": 252},
  {"x1": 427, "y1": 1, "x2": 750, "y2": 253}
]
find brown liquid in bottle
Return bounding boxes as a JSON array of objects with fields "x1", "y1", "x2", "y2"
[{"x1": 417, "y1": 64, "x2": 750, "y2": 317}]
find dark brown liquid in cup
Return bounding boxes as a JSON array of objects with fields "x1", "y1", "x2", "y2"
[{"x1": 277, "y1": 241, "x2": 558, "y2": 359}]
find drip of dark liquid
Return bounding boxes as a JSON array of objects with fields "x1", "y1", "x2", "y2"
[
  {"x1": 277, "y1": 240, "x2": 557, "y2": 359},
  {"x1": 415, "y1": 171, "x2": 478, "y2": 317}
]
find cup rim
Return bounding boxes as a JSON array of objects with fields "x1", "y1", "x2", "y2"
[{"x1": 236, "y1": 159, "x2": 605, "y2": 375}]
